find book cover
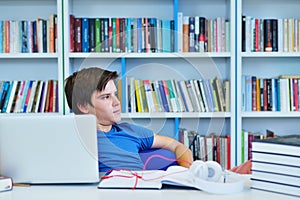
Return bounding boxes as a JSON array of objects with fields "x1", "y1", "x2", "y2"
[
  {"x1": 161, "y1": 20, "x2": 171, "y2": 53},
  {"x1": 89, "y1": 18, "x2": 95, "y2": 52},
  {"x1": 81, "y1": 18, "x2": 89, "y2": 52},
  {"x1": 74, "y1": 17, "x2": 82, "y2": 52},
  {"x1": 158, "y1": 80, "x2": 169, "y2": 112},
  {"x1": 182, "y1": 16, "x2": 189, "y2": 52},
  {"x1": 94, "y1": 18, "x2": 101, "y2": 52},
  {"x1": 69, "y1": 14, "x2": 75, "y2": 52},
  {"x1": 251, "y1": 177, "x2": 300, "y2": 197},
  {"x1": 189, "y1": 17, "x2": 195, "y2": 52},
  {"x1": 0, "y1": 176, "x2": 13, "y2": 192}
]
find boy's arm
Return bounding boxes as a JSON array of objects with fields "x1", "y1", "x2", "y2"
[{"x1": 151, "y1": 134, "x2": 193, "y2": 168}]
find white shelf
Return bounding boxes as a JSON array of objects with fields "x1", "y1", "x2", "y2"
[
  {"x1": 121, "y1": 112, "x2": 231, "y2": 119},
  {"x1": 241, "y1": 112, "x2": 300, "y2": 118},
  {"x1": 69, "y1": 52, "x2": 231, "y2": 59},
  {"x1": 0, "y1": 53, "x2": 58, "y2": 59},
  {"x1": 241, "y1": 52, "x2": 300, "y2": 58}
]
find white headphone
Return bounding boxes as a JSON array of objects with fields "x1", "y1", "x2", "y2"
[
  {"x1": 189, "y1": 160, "x2": 223, "y2": 182},
  {"x1": 188, "y1": 160, "x2": 247, "y2": 194}
]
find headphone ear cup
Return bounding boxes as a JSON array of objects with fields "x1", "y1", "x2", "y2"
[
  {"x1": 189, "y1": 160, "x2": 208, "y2": 180},
  {"x1": 205, "y1": 161, "x2": 223, "y2": 182}
]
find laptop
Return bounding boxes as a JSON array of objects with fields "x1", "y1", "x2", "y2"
[{"x1": 0, "y1": 114, "x2": 99, "y2": 184}]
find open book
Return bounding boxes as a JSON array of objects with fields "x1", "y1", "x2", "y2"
[{"x1": 98, "y1": 165, "x2": 250, "y2": 194}]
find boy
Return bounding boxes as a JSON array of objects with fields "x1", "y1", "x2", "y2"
[
  {"x1": 64, "y1": 67, "x2": 251, "y2": 174},
  {"x1": 64, "y1": 67, "x2": 193, "y2": 172}
]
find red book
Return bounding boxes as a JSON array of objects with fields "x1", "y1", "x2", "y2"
[
  {"x1": 226, "y1": 135, "x2": 231, "y2": 169},
  {"x1": 115, "y1": 18, "x2": 120, "y2": 52},
  {"x1": 74, "y1": 17, "x2": 82, "y2": 52},
  {"x1": 293, "y1": 78, "x2": 299, "y2": 111},
  {"x1": 5, "y1": 20, "x2": 10, "y2": 53},
  {"x1": 252, "y1": 76, "x2": 257, "y2": 111},
  {"x1": 69, "y1": 14, "x2": 75, "y2": 52},
  {"x1": 255, "y1": 18, "x2": 259, "y2": 52},
  {"x1": 263, "y1": 78, "x2": 268, "y2": 111},
  {"x1": 248, "y1": 133, "x2": 254, "y2": 160}
]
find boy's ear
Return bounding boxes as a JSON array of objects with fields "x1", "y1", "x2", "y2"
[{"x1": 77, "y1": 103, "x2": 90, "y2": 114}]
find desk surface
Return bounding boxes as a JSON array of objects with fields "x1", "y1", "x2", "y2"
[{"x1": 0, "y1": 184, "x2": 299, "y2": 200}]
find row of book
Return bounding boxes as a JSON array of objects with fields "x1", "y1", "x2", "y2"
[
  {"x1": 251, "y1": 134, "x2": 300, "y2": 197},
  {"x1": 121, "y1": 77, "x2": 230, "y2": 113},
  {"x1": 0, "y1": 14, "x2": 57, "y2": 54},
  {"x1": 178, "y1": 128, "x2": 231, "y2": 170},
  {"x1": 177, "y1": 13, "x2": 230, "y2": 53},
  {"x1": 70, "y1": 16, "x2": 175, "y2": 53},
  {"x1": 69, "y1": 14, "x2": 230, "y2": 53},
  {"x1": 242, "y1": 16, "x2": 300, "y2": 52},
  {"x1": 242, "y1": 75, "x2": 300, "y2": 112},
  {"x1": 0, "y1": 80, "x2": 58, "y2": 113}
]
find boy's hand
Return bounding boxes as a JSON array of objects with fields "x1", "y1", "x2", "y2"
[{"x1": 230, "y1": 160, "x2": 252, "y2": 174}]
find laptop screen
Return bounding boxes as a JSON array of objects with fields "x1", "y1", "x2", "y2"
[{"x1": 0, "y1": 114, "x2": 99, "y2": 184}]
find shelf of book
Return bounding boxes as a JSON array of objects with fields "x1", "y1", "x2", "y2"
[
  {"x1": 0, "y1": 0, "x2": 64, "y2": 114},
  {"x1": 236, "y1": 0, "x2": 300, "y2": 165}
]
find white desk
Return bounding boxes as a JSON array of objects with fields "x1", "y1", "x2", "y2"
[{"x1": 0, "y1": 184, "x2": 299, "y2": 200}]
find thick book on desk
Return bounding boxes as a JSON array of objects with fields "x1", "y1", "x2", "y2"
[
  {"x1": 251, "y1": 134, "x2": 300, "y2": 197},
  {"x1": 98, "y1": 165, "x2": 249, "y2": 194}
]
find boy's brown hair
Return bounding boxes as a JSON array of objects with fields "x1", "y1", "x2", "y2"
[{"x1": 64, "y1": 67, "x2": 119, "y2": 114}]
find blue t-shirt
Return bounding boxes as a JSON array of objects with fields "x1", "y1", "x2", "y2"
[{"x1": 97, "y1": 122, "x2": 154, "y2": 172}]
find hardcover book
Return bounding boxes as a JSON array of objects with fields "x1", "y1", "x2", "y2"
[{"x1": 0, "y1": 176, "x2": 13, "y2": 192}]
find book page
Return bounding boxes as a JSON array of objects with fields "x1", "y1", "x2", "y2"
[{"x1": 98, "y1": 170, "x2": 166, "y2": 189}]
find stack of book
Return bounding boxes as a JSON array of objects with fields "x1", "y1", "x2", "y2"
[{"x1": 251, "y1": 135, "x2": 300, "y2": 197}]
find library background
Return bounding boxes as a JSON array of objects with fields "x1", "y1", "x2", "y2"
[{"x1": 0, "y1": 0, "x2": 299, "y2": 169}]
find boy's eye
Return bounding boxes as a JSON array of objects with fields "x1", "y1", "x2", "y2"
[{"x1": 102, "y1": 95, "x2": 110, "y2": 99}]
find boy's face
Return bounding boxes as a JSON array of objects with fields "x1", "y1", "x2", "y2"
[{"x1": 89, "y1": 80, "x2": 121, "y2": 129}]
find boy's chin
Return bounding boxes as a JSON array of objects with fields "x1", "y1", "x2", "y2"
[{"x1": 112, "y1": 115, "x2": 121, "y2": 123}]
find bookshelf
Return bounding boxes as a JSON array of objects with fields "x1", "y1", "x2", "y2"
[
  {"x1": 0, "y1": 0, "x2": 64, "y2": 114},
  {"x1": 236, "y1": 0, "x2": 300, "y2": 164},
  {"x1": 63, "y1": 0, "x2": 236, "y2": 167},
  {"x1": 8, "y1": 0, "x2": 300, "y2": 168}
]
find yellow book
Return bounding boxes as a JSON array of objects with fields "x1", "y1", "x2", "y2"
[
  {"x1": 256, "y1": 78, "x2": 260, "y2": 111},
  {"x1": 139, "y1": 80, "x2": 148, "y2": 112},
  {"x1": 134, "y1": 79, "x2": 142, "y2": 112}
]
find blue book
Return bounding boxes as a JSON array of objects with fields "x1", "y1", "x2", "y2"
[
  {"x1": 81, "y1": 18, "x2": 89, "y2": 52},
  {"x1": 126, "y1": 18, "x2": 132, "y2": 52},
  {"x1": 0, "y1": 81, "x2": 10, "y2": 111},
  {"x1": 177, "y1": 80, "x2": 189, "y2": 112},
  {"x1": 189, "y1": 17, "x2": 195, "y2": 52},
  {"x1": 21, "y1": 20, "x2": 28, "y2": 53},
  {"x1": 1, "y1": 81, "x2": 14, "y2": 113},
  {"x1": 32, "y1": 20, "x2": 38, "y2": 52},
  {"x1": 136, "y1": 18, "x2": 143, "y2": 53},
  {"x1": 161, "y1": 20, "x2": 171, "y2": 52},
  {"x1": 158, "y1": 80, "x2": 169, "y2": 112},
  {"x1": 103, "y1": 18, "x2": 109, "y2": 52}
]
